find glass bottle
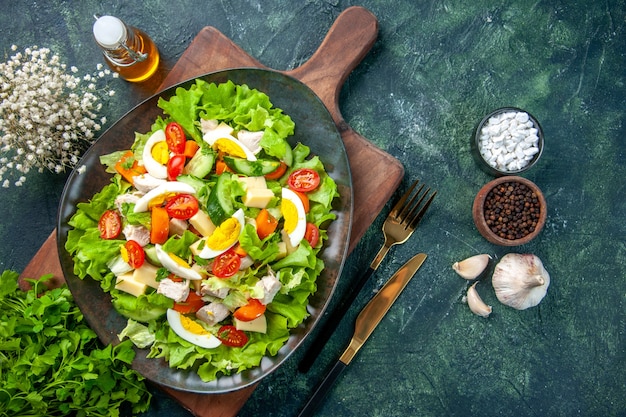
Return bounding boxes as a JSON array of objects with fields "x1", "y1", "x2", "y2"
[{"x1": 92, "y1": 15, "x2": 160, "y2": 82}]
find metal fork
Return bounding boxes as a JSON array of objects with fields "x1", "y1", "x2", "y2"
[{"x1": 298, "y1": 179, "x2": 436, "y2": 372}]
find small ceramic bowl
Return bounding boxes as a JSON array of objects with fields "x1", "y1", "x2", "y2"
[
  {"x1": 472, "y1": 176, "x2": 547, "y2": 246},
  {"x1": 472, "y1": 107, "x2": 544, "y2": 176}
]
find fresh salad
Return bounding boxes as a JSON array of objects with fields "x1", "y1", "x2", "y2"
[{"x1": 65, "y1": 79, "x2": 338, "y2": 382}]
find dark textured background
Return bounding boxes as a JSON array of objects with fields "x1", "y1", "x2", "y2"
[{"x1": 1, "y1": 1, "x2": 624, "y2": 416}]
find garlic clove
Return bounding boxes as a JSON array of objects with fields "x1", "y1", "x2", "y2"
[
  {"x1": 452, "y1": 254, "x2": 492, "y2": 280},
  {"x1": 492, "y1": 253, "x2": 550, "y2": 310},
  {"x1": 466, "y1": 282, "x2": 492, "y2": 318}
]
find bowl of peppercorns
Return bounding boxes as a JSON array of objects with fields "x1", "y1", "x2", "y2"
[{"x1": 472, "y1": 176, "x2": 547, "y2": 246}]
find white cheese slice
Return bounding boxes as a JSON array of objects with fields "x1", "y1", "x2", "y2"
[
  {"x1": 243, "y1": 188, "x2": 275, "y2": 208},
  {"x1": 189, "y1": 210, "x2": 216, "y2": 237},
  {"x1": 234, "y1": 314, "x2": 267, "y2": 334},
  {"x1": 133, "y1": 262, "x2": 160, "y2": 289},
  {"x1": 115, "y1": 272, "x2": 147, "y2": 297}
]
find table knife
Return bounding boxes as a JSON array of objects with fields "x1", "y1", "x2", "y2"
[{"x1": 297, "y1": 252, "x2": 427, "y2": 417}]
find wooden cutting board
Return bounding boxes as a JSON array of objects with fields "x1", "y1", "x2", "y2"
[{"x1": 20, "y1": 6, "x2": 403, "y2": 417}]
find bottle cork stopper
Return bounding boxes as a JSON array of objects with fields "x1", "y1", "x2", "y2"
[{"x1": 93, "y1": 15, "x2": 127, "y2": 49}]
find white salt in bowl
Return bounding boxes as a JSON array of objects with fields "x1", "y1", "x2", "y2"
[{"x1": 472, "y1": 107, "x2": 544, "y2": 176}]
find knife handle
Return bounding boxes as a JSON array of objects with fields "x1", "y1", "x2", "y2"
[
  {"x1": 297, "y1": 360, "x2": 347, "y2": 417},
  {"x1": 298, "y1": 267, "x2": 375, "y2": 373}
]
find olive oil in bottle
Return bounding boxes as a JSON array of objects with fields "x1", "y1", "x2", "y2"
[{"x1": 92, "y1": 15, "x2": 159, "y2": 82}]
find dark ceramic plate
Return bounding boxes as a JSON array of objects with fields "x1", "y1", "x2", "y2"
[{"x1": 56, "y1": 69, "x2": 353, "y2": 393}]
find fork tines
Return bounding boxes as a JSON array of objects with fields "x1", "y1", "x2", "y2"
[{"x1": 392, "y1": 180, "x2": 437, "y2": 229}]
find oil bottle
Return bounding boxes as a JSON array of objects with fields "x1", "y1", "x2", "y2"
[{"x1": 92, "y1": 15, "x2": 160, "y2": 82}]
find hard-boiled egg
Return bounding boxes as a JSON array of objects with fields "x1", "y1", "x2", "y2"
[
  {"x1": 281, "y1": 187, "x2": 306, "y2": 247},
  {"x1": 198, "y1": 208, "x2": 245, "y2": 259},
  {"x1": 203, "y1": 130, "x2": 257, "y2": 161},
  {"x1": 155, "y1": 244, "x2": 203, "y2": 280},
  {"x1": 142, "y1": 129, "x2": 169, "y2": 179},
  {"x1": 166, "y1": 308, "x2": 221, "y2": 349},
  {"x1": 133, "y1": 181, "x2": 196, "y2": 213}
]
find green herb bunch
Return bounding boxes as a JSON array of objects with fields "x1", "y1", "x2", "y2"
[{"x1": 0, "y1": 271, "x2": 151, "y2": 416}]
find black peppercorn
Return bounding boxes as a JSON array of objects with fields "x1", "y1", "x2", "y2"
[{"x1": 483, "y1": 181, "x2": 542, "y2": 240}]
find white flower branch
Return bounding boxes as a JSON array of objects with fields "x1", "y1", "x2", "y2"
[{"x1": 0, "y1": 45, "x2": 117, "y2": 187}]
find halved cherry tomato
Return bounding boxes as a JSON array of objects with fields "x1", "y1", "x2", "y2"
[
  {"x1": 293, "y1": 190, "x2": 310, "y2": 213},
  {"x1": 150, "y1": 206, "x2": 169, "y2": 244},
  {"x1": 287, "y1": 168, "x2": 320, "y2": 192},
  {"x1": 183, "y1": 140, "x2": 200, "y2": 158},
  {"x1": 212, "y1": 248, "x2": 241, "y2": 278},
  {"x1": 217, "y1": 325, "x2": 248, "y2": 347},
  {"x1": 115, "y1": 150, "x2": 146, "y2": 185},
  {"x1": 233, "y1": 298, "x2": 266, "y2": 322},
  {"x1": 165, "y1": 122, "x2": 187, "y2": 154},
  {"x1": 124, "y1": 240, "x2": 145, "y2": 269},
  {"x1": 173, "y1": 291, "x2": 205, "y2": 314},
  {"x1": 255, "y1": 208, "x2": 278, "y2": 240},
  {"x1": 264, "y1": 161, "x2": 288, "y2": 180},
  {"x1": 165, "y1": 193, "x2": 199, "y2": 219},
  {"x1": 167, "y1": 154, "x2": 186, "y2": 181},
  {"x1": 304, "y1": 222, "x2": 320, "y2": 247},
  {"x1": 98, "y1": 209, "x2": 122, "y2": 239}
]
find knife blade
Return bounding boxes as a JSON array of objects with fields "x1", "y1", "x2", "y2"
[{"x1": 297, "y1": 253, "x2": 427, "y2": 417}]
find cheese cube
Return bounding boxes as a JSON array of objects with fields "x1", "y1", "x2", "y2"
[
  {"x1": 235, "y1": 314, "x2": 267, "y2": 333},
  {"x1": 133, "y1": 262, "x2": 160, "y2": 289},
  {"x1": 243, "y1": 188, "x2": 275, "y2": 208},
  {"x1": 115, "y1": 272, "x2": 147, "y2": 297},
  {"x1": 238, "y1": 176, "x2": 267, "y2": 190},
  {"x1": 189, "y1": 210, "x2": 216, "y2": 237}
]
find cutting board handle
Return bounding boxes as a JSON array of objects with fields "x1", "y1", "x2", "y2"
[{"x1": 285, "y1": 6, "x2": 379, "y2": 127}]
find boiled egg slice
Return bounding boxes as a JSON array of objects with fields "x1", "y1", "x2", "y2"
[
  {"x1": 203, "y1": 130, "x2": 257, "y2": 161},
  {"x1": 198, "y1": 208, "x2": 245, "y2": 259},
  {"x1": 166, "y1": 309, "x2": 222, "y2": 349},
  {"x1": 142, "y1": 129, "x2": 169, "y2": 179},
  {"x1": 133, "y1": 181, "x2": 196, "y2": 213},
  {"x1": 155, "y1": 244, "x2": 203, "y2": 280},
  {"x1": 281, "y1": 187, "x2": 306, "y2": 247}
]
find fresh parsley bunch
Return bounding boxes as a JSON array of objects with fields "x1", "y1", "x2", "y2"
[{"x1": 0, "y1": 270, "x2": 151, "y2": 416}]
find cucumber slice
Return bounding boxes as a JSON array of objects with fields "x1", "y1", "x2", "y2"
[
  {"x1": 223, "y1": 156, "x2": 280, "y2": 176},
  {"x1": 183, "y1": 145, "x2": 216, "y2": 178},
  {"x1": 143, "y1": 245, "x2": 161, "y2": 267},
  {"x1": 206, "y1": 172, "x2": 235, "y2": 224}
]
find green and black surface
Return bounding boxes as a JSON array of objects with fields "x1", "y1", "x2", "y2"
[{"x1": 1, "y1": 1, "x2": 624, "y2": 416}]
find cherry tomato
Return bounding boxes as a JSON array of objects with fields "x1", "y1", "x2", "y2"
[
  {"x1": 167, "y1": 154, "x2": 186, "y2": 181},
  {"x1": 287, "y1": 168, "x2": 320, "y2": 192},
  {"x1": 233, "y1": 298, "x2": 266, "y2": 322},
  {"x1": 165, "y1": 193, "x2": 199, "y2": 219},
  {"x1": 150, "y1": 206, "x2": 169, "y2": 244},
  {"x1": 212, "y1": 248, "x2": 241, "y2": 278},
  {"x1": 304, "y1": 222, "x2": 320, "y2": 247},
  {"x1": 216, "y1": 325, "x2": 248, "y2": 347},
  {"x1": 173, "y1": 291, "x2": 205, "y2": 314},
  {"x1": 98, "y1": 209, "x2": 122, "y2": 239},
  {"x1": 165, "y1": 122, "x2": 187, "y2": 154},
  {"x1": 255, "y1": 208, "x2": 278, "y2": 240},
  {"x1": 124, "y1": 240, "x2": 145, "y2": 269},
  {"x1": 264, "y1": 161, "x2": 288, "y2": 180}
]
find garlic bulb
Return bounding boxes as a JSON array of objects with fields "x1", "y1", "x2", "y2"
[
  {"x1": 492, "y1": 253, "x2": 550, "y2": 310},
  {"x1": 466, "y1": 282, "x2": 492, "y2": 318},
  {"x1": 452, "y1": 254, "x2": 491, "y2": 280}
]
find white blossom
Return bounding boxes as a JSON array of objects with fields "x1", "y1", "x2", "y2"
[{"x1": 0, "y1": 45, "x2": 117, "y2": 187}]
